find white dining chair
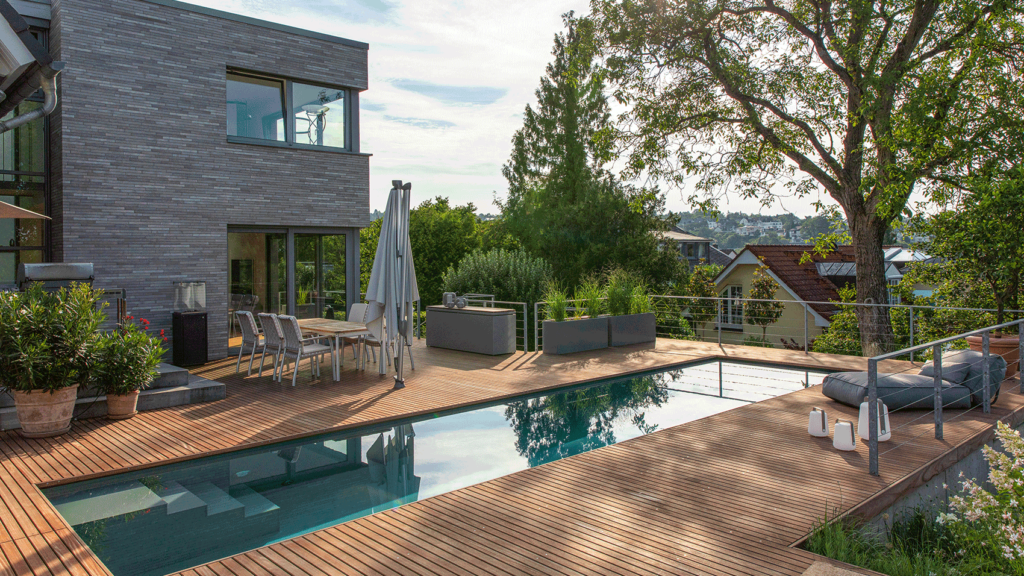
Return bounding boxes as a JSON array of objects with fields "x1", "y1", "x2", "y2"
[{"x1": 278, "y1": 315, "x2": 332, "y2": 386}]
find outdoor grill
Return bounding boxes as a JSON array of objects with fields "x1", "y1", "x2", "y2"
[{"x1": 16, "y1": 263, "x2": 95, "y2": 292}]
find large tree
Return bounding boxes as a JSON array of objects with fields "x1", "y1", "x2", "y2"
[
  {"x1": 499, "y1": 12, "x2": 680, "y2": 289},
  {"x1": 592, "y1": 0, "x2": 1023, "y2": 354}
]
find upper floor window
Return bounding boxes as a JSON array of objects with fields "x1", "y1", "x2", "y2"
[{"x1": 227, "y1": 70, "x2": 351, "y2": 151}]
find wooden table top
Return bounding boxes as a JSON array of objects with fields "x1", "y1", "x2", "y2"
[{"x1": 296, "y1": 318, "x2": 367, "y2": 335}]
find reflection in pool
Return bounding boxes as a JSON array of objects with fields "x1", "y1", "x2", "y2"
[{"x1": 44, "y1": 361, "x2": 825, "y2": 576}]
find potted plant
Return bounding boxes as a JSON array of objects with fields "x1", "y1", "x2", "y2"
[
  {"x1": 95, "y1": 315, "x2": 166, "y2": 420},
  {"x1": 606, "y1": 269, "x2": 657, "y2": 347},
  {"x1": 0, "y1": 283, "x2": 104, "y2": 437},
  {"x1": 542, "y1": 283, "x2": 608, "y2": 355}
]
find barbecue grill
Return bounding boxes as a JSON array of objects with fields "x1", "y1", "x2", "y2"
[{"x1": 17, "y1": 263, "x2": 95, "y2": 291}]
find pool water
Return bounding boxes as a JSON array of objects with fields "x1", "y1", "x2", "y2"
[{"x1": 44, "y1": 361, "x2": 826, "y2": 576}]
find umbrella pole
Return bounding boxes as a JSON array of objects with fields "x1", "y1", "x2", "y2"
[{"x1": 393, "y1": 182, "x2": 412, "y2": 389}]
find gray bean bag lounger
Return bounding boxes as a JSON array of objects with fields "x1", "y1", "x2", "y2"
[{"x1": 822, "y1": 349, "x2": 1007, "y2": 410}]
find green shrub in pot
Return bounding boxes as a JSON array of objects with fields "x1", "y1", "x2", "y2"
[
  {"x1": 605, "y1": 268, "x2": 636, "y2": 316},
  {"x1": 95, "y1": 316, "x2": 166, "y2": 419},
  {"x1": 0, "y1": 283, "x2": 105, "y2": 436},
  {"x1": 544, "y1": 284, "x2": 569, "y2": 322},
  {"x1": 574, "y1": 277, "x2": 604, "y2": 319}
]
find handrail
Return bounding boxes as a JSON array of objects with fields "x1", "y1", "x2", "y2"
[{"x1": 866, "y1": 317, "x2": 1024, "y2": 476}]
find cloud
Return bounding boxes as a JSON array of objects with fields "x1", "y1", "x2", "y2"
[
  {"x1": 377, "y1": 163, "x2": 499, "y2": 176},
  {"x1": 383, "y1": 115, "x2": 456, "y2": 129},
  {"x1": 390, "y1": 79, "x2": 507, "y2": 106},
  {"x1": 238, "y1": 0, "x2": 395, "y2": 24},
  {"x1": 361, "y1": 101, "x2": 386, "y2": 112}
]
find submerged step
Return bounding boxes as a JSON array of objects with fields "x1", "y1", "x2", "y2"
[
  {"x1": 232, "y1": 485, "x2": 281, "y2": 518},
  {"x1": 189, "y1": 482, "x2": 244, "y2": 516},
  {"x1": 51, "y1": 481, "x2": 164, "y2": 526},
  {"x1": 153, "y1": 480, "x2": 206, "y2": 515}
]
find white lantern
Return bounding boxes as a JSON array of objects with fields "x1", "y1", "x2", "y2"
[
  {"x1": 858, "y1": 397, "x2": 891, "y2": 442},
  {"x1": 808, "y1": 407, "x2": 829, "y2": 437},
  {"x1": 833, "y1": 420, "x2": 856, "y2": 451}
]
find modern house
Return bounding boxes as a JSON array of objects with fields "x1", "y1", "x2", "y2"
[
  {"x1": 712, "y1": 244, "x2": 932, "y2": 347},
  {"x1": 2, "y1": 0, "x2": 369, "y2": 360},
  {"x1": 659, "y1": 226, "x2": 732, "y2": 269}
]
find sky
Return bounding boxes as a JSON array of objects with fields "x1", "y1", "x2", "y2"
[{"x1": 193, "y1": 0, "x2": 829, "y2": 217}]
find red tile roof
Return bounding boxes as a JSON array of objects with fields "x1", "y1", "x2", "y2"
[{"x1": 731, "y1": 245, "x2": 865, "y2": 317}]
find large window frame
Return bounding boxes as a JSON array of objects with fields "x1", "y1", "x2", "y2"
[
  {"x1": 0, "y1": 28, "x2": 49, "y2": 287},
  {"x1": 720, "y1": 285, "x2": 744, "y2": 330},
  {"x1": 226, "y1": 68, "x2": 358, "y2": 154}
]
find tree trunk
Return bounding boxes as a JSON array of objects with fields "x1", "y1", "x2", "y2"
[{"x1": 850, "y1": 213, "x2": 896, "y2": 356}]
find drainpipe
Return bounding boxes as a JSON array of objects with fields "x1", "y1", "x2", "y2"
[{"x1": 0, "y1": 69, "x2": 61, "y2": 133}]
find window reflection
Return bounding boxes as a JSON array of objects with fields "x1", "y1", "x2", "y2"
[
  {"x1": 226, "y1": 73, "x2": 286, "y2": 141},
  {"x1": 292, "y1": 83, "x2": 344, "y2": 148}
]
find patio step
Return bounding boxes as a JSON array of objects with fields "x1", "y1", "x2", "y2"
[
  {"x1": 189, "y1": 482, "x2": 244, "y2": 517},
  {"x1": 150, "y1": 363, "x2": 190, "y2": 389}
]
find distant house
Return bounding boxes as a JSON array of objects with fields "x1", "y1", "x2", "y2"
[
  {"x1": 736, "y1": 226, "x2": 760, "y2": 236},
  {"x1": 659, "y1": 227, "x2": 715, "y2": 269},
  {"x1": 712, "y1": 245, "x2": 911, "y2": 348},
  {"x1": 707, "y1": 220, "x2": 720, "y2": 230},
  {"x1": 760, "y1": 221, "x2": 783, "y2": 231}
]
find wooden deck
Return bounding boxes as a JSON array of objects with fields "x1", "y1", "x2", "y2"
[{"x1": 1, "y1": 338, "x2": 1021, "y2": 576}]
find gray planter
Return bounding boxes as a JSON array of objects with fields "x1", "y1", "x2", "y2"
[
  {"x1": 608, "y1": 312, "x2": 657, "y2": 347},
  {"x1": 543, "y1": 317, "x2": 609, "y2": 355}
]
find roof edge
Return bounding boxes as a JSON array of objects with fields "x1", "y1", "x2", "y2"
[{"x1": 136, "y1": 0, "x2": 369, "y2": 50}]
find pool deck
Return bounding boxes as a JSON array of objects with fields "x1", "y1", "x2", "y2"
[{"x1": 0, "y1": 338, "x2": 1021, "y2": 575}]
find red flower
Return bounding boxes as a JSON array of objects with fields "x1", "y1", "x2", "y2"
[
  {"x1": 141, "y1": 318, "x2": 150, "y2": 325},
  {"x1": 163, "y1": 337, "x2": 168, "y2": 342}
]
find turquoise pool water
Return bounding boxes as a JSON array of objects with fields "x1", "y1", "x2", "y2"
[{"x1": 44, "y1": 361, "x2": 826, "y2": 576}]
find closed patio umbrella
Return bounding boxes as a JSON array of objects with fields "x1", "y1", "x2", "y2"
[
  {"x1": 364, "y1": 180, "x2": 419, "y2": 388},
  {"x1": 0, "y1": 200, "x2": 49, "y2": 220}
]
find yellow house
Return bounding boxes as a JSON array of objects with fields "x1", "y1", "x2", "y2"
[{"x1": 713, "y1": 245, "x2": 848, "y2": 349}]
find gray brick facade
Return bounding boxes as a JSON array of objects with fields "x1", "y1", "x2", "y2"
[{"x1": 47, "y1": 0, "x2": 370, "y2": 359}]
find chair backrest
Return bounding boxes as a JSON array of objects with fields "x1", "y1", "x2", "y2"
[
  {"x1": 240, "y1": 294, "x2": 259, "y2": 312},
  {"x1": 236, "y1": 311, "x2": 260, "y2": 344},
  {"x1": 258, "y1": 313, "x2": 283, "y2": 349},
  {"x1": 365, "y1": 308, "x2": 384, "y2": 340},
  {"x1": 229, "y1": 294, "x2": 242, "y2": 312},
  {"x1": 348, "y1": 303, "x2": 368, "y2": 323},
  {"x1": 278, "y1": 315, "x2": 303, "y2": 353}
]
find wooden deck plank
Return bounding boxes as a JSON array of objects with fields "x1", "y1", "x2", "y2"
[{"x1": 0, "y1": 339, "x2": 1019, "y2": 576}]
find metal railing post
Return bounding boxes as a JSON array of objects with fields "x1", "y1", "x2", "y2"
[
  {"x1": 983, "y1": 332, "x2": 991, "y2": 414},
  {"x1": 719, "y1": 360, "x2": 724, "y2": 397},
  {"x1": 1019, "y1": 321, "x2": 1024, "y2": 394},
  {"x1": 933, "y1": 343, "x2": 943, "y2": 440},
  {"x1": 717, "y1": 300, "x2": 722, "y2": 346},
  {"x1": 868, "y1": 358, "x2": 879, "y2": 476},
  {"x1": 908, "y1": 306, "x2": 914, "y2": 359},
  {"x1": 534, "y1": 302, "x2": 540, "y2": 353},
  {"x1": 803, "y1": 302, "x2": 809, "y2": 353}
]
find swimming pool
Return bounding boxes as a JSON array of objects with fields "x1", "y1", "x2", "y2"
[{"x1": 44, "y1": 361, "x2": 826, "y2": 576}]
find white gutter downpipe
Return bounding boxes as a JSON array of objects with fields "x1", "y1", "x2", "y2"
[{"x1": 0, "y1": 71, "x2": 59, "y2": 133}]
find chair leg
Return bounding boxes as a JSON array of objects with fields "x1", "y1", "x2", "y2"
[
  {"x1": 247, "y1": 342, "x2": 257, "y2": 375},
  {"x1": 236, "y1": 344, "x2": 244, "y2": 373},
  {"x1": 292, "y1": 358, "x2": 299, "y2": 386},
  {"x1": 258, "y1": 347, "x2": 267, "y2": 377}
]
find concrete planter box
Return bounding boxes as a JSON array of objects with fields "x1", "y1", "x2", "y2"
[
  {"x1": 608, "y1": 313, "x2": 657, "y2": 347},
  {"x1": 543, "y1": 317, "x2": 609, "y2": 355},
  {"x1": 426, "y1": 306, "x2": 516, "y2": 355}
]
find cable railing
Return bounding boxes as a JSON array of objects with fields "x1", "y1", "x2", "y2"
[
  {"x1": 865, "y1": 318, "x2": 1024, "y2": 476},
  {"x1": 414, "y1": 295, "x2": 531, "y2": 352},
  {"x1": 532, "y1": 294, "x2": 1022, "y2": 360}
]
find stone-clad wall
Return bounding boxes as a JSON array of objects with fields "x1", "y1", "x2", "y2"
[{"x1": 49, "y1": 0, "x2": 370, "y2": 359}]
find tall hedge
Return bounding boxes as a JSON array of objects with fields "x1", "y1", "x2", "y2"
[{"x1": 442, "y1": 249, "x2": 552, "y2": 305}]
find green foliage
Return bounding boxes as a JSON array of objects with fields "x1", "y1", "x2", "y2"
[
  {"x1": 743, "y1": 335, "x2": 774, "y2": 348},
  {"x1": 812, "y1": 288, "x2": 864, "y2": 357},
  {"x1": 94, "y1": 317, "x2": 166, "y2": 396},
  {"x1": 895, "y1": 260, "x2": 1002, "y2": 343},
  {"x1": 605, "y1": 268, "x2": 638, "y2": 316},
  {"x1": 441, "y1": 249, "x2": 553, "y2": 305},
  {"x1": 630, "y1": 282, "x2": 651, "y2": 314},
  {"x1": 912, "y1": 170, "x2": 1024, "y2": 330},
  {"x1": 744, "y1": 262, "x2": 786, "y2": 339},
  {"x1": 0, "y1": 283, "x2": 105, "y2": 393},
  {"x1": 499, "y1": 12, "x2": 681, "y2": 289},
  {"x1": 806, "y1": 510, "x2": 971, "y2": 576},
  {"x1": 544, "y1": 284, "x2": 569, "y2": 322},
  {"x1": 685, "y1": 265, "x2": 719, "y2": 338},
  {"x1": 593, "y1": 0, "x2": 1024, "y2": 354},
  {"x1": 361, "y1": 197, "x2": 481, "y2": 305},
  {"x1": 574, "y1": 276, "x2": 604, "y2": 319}
]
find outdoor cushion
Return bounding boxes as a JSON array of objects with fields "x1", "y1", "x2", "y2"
[
  {"x1": 942, "y1": 349, "x2": 1007, "y2": 404},
  {"x1": 918, "y1": 361, "x2": 971, "y2": 385},
  {"x1": 821, "y1": 371, "x2": 973, "y2": 411}
]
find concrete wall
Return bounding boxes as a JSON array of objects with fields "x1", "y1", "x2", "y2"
[
  {"x1": 49, "y1": 0, "x2": 370, "y2": 359},
  {"x1": 714, "y1": 264, "x2": 825, "y2": 350}
]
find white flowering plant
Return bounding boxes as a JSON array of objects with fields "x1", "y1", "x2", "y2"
[{"x1": 942, "y1": 421, "x2": 1024, "y2": 573}]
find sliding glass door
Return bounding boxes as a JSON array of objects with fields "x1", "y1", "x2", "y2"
[
  {"x1": 294, "y1": 234, "x2": 346, "y2": 320},
  {"x1": 228, "y1": 229, "x2": 354, "y2": 349}
]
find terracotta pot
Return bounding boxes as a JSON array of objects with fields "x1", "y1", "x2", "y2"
[
  {"x1": 106, "y1": 391, "x2": 140, "y2": 420},
  {"x1": 12, "y1": 384, "x2": 79, "y2": 438},
  {"x1": 967, "y1": 334, "x2": 1021, "y2": 379}
]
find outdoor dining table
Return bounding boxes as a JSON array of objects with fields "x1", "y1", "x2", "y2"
[{"x1": 296, "y1": 318, "x2": 368, "y2": 381}]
